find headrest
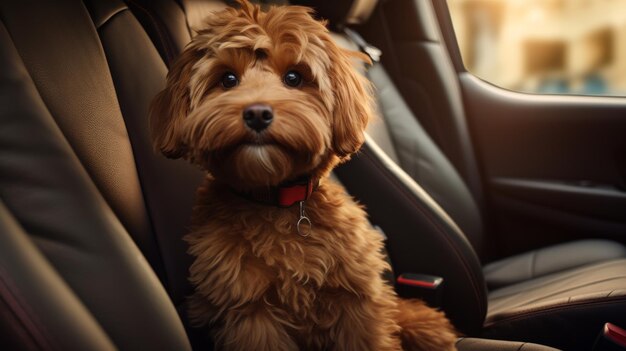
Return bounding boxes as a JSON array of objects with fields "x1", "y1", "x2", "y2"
[{"x1": 290, "y1": 0, "x2": 379, "y2": 28}]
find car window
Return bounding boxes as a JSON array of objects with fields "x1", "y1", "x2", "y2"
[{"x1": 447, "y1": 0, "x2": 626, "y2": 96}]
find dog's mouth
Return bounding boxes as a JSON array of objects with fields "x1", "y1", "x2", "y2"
[
  {"x1": 242, "y1": 140, "x2": 275, "y2": 147},
  {"x1": 241, "y1": 133, "x2": 279, "y2": 147},
  {"x1": 202, "y1": 130, "x2": 325, "y2": 188}
]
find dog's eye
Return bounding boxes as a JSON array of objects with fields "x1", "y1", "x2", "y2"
[
  {"x1": 283, "y1": 71, "x2": 302, "y2": 88},
  {"x1": 221, "y1": 72, "x2": 239, "y2": 89}
]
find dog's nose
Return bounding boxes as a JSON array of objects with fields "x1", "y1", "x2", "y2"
[{"x1": 243, "y1": 104, "x2": 273, "y2": 132}]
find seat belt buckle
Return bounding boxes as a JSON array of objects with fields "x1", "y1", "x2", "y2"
[
  {"x1": 395, "y1": 273, "x2": 444, "y2": 307},
  {"x1": 593, "y1": 323, "x2": 626, "y2": 350}
]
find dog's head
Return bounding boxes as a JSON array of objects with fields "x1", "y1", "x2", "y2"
[{"x1": 150, "y1": 0, "x2": 372, "y2": 189}]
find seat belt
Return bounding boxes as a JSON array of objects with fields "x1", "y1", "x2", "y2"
[
  {"x1": 342, "y1": 27, "x2": 446, "y2": 308},
  {"x1": 343, "y1": 27, "x2": 382, "y2": 63}
]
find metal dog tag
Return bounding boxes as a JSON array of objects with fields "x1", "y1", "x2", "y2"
[{"x1": 297, "y1": 201, "x2": 312, "y2": 237}]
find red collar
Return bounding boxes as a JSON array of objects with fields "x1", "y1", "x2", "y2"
[{"x1": 231, "y1": 176, "x2": 319, "y2": 208}]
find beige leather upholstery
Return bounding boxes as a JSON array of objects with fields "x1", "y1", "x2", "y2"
[
  {"x1": 484, "y1": 239, "x2": 626, "y2": 289},
  {"x1": 178, "y1": 0, "x2": 229, "y2": 31},
  {"x1": 484, "y1": 259, "x2": 626, "y2": 349},
  {"x1": 488, "y1": 260, "x2": 626, "y2": 319},
  {"x1": 0, "y1": 200, "x2": 115, "y2": 351},
  {"x1": 345, "y1": 0, "x2": 377, "y2": 25},
  {"x1": 0, "y1": 0, "x2": 194, "y2": 349}
]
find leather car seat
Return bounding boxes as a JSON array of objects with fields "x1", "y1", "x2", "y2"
[
  {"x1": 129, "y1": 0, "x2": 626, "y2": 349},
  {"x1": 0, "y1": 0, "x2": 197, "y2": 349},
  {"x1": 0, "y1": 0, "x2": 556, "y2": 350},
  {"x1": 0, "y1": 0, "x2": 613, "y2": 350},
  {"x1": 292, "y1": 0, "x2": 626, "y2": 287},
  {"x1": 299, "y1": 0, "x2": 626, "y2": 348}
]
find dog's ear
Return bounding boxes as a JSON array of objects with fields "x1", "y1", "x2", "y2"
[
  {"x1": 329, "y1": 47, "x2": 373, "y2": 158},
  {"x1": 149, "y1": 48, "x2": 203, "y2": 159}
]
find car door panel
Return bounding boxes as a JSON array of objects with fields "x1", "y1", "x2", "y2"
[{"x1": 460, "y1": 74, "x2": 626, "y2": 258}]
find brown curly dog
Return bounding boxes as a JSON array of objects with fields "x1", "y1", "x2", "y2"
[{"x1": 149, "y1": 1, "x2": 457, "y2": 350}]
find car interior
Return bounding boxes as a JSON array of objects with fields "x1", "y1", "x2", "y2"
[{"x1": 1, "y1": 0, "x2": 625, "y2": 350}]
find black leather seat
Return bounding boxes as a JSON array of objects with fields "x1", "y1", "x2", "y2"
[
  {"x1": 131, "y1": 0, "x2": 626, "y2": 349},
  {"x1": 298, "y1": 0, "x2": 626, "y2": 290},
  {"x1": 319, "y1": 1, "x2": 626, "y2": 349},
  {"x1": 336, "y1": 3, "x2": 626, "y2": 350},
  {"x1": 0, "y1": 0, "x2": 612, "y2": 351}
]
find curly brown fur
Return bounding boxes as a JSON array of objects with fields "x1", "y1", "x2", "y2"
[{"x1": 150, "y1": 1, "x2": 457, "y2": 350}]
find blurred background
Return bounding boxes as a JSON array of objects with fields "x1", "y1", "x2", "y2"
[{"x1": 447, "y1": 0, "x2": 626, "y2": 96}]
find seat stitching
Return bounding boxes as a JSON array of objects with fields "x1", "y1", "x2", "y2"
[
  {"x1": 361, "y1": 147, "x2": 486, "y2": 317},
  {"x1": 530, "y1": 250, "x2": 536, "y2": 279},
  {"x1": 485, "y1": 296, "x2": 626, "y2": 326},
  {"x1": 489, "y1": 260, "x2": 625, "y2": 301},
  {"x1": 488, "y1": 298, "x2": 626, "y2": 326},
  {"x1": 0, "y1": 266, "x2": 58, "y2": 350},
  {"x1": 496, "y1": 275, "x2": 626, "y2": 308}
]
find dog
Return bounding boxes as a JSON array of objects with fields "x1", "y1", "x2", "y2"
[{"x1": 150, "y1": 1, "x2": 457, "y2": 350}]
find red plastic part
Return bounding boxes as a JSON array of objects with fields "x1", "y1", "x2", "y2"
[
  {"x1": 605, "y1": 323, "x2": 626, "y2": 347},
  {"x1": 396, "y1": 276, "x2": 438, "y2": 289}
]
